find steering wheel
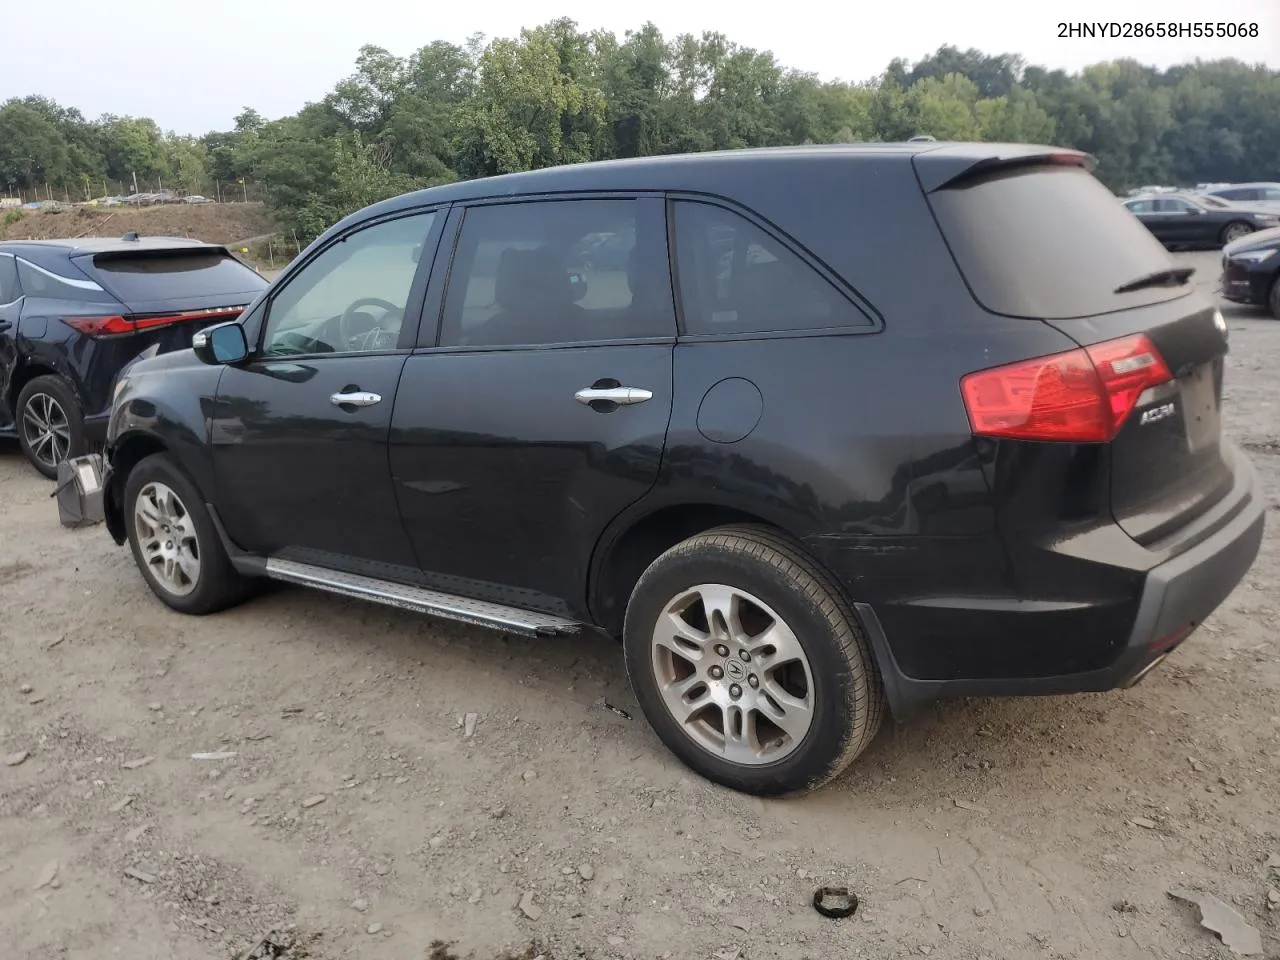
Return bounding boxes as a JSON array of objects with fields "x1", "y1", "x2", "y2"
[{"x1": 337, "y1": 297, "x2": 401, "y2": 349}]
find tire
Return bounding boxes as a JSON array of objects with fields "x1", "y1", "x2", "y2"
[
  {"x1": 1221, "y1": 222, "x2": 1253, "y2": 245},
  {"x1": 15, "y1": 375, "x2": 88, "y2": 480},
  {"x1": 623, "y1": 524, "x2": 885, "y2": 796},
  {"x1": 1268, "y1": 275, "x2": 1280, "y2": 321},
  {"x1": 122, "y1": 453, "x2": 248, "y2": 615}
]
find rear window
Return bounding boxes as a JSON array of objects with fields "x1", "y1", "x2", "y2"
[
  {"x1": 86, "y1": 251, "x2": 267, "y2": 303},
  {"x1": 929, "y1": 166, "x2": 1188, "y2": 320}
]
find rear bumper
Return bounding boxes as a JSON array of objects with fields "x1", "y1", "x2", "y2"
[{"x1": 862, "y1": 451, "x2": 1266, "y2": 717}]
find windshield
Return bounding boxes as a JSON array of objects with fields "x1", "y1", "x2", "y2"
[{"x1": 929, "y1": 166, "x2": 1191, "y2": 319}]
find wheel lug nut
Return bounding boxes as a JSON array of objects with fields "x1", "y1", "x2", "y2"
[
  {"x1": 738, "y1": 649, "x2": 750, "y2": 662},
  {"x1": 708, "y1": 665, "x2": 723, "y2": 680},
  {"x1": 748, "y1": 675, "x2": 759, "y2": 688},
  {"x1": 729, "y1": 684, "x2": 742, "y2": 699},
  {"x1": 714, "y1": 644, "x2": 729, "y2": 657}
]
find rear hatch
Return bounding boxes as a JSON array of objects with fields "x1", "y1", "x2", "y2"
[
  {"x1": 922, "y1": 155, "x2": 1233, "y2": 546},
  {"x1": 70, "y1": 246, "x2": 267, "y2": 353}
]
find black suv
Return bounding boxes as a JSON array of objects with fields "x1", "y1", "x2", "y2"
[
  {"x1": 102, "y1": 143, "x2": 1266, "y2": 796},
  {"x1": 0, "y1": 236, "x2": 267, "y2": 476}
]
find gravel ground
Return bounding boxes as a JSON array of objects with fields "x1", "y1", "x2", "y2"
[{"x1": 2, "y1": 251, "x2": 1278, "y2": 960}]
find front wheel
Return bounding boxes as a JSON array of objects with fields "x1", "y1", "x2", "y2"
[
  {"x1": 1221, "y1": 222, "x2": 1253, "y2": 245},
  {"x1": 623, "y1": 525, "x2": 885, "y2": 796},
  {"x1": 123, "y1": 453, "x2": 248, "y2": 615},
  {"x1": 1268, "y1": 275, "x2": 1280, "y2": 320}
]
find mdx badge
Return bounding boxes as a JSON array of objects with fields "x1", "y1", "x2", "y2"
[{"x1": 1140, "y1": 402, "x2": 1177, "y2": 426}]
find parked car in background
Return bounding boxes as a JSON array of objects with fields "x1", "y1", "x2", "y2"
[
  {"x1": 1221, "y1": 226, "x2": 1280, "y2": 318},
  {"x1": 0, "y1": 235, "x2": 268, "y2": 477},
  {"x1": 184, "y1": 195, "x2": 214, "y2": 205},
  {"x1": 101, "y1": 143, "x2": 1265, "y2": 796},
  {"x1": 1121, "y1": 192, "x2": 1279, "y2": 248},
  {"x1": 1202, "y1": 182, "x2": 1280, "y2": 212}
]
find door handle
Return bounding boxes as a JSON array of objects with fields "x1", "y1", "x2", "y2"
[
  {"x1": 574, "y1": 386, "x2": 653, "y2": 406},
  {"x1": 330, "y1": 390, "x2": 382, "y2": 408}
]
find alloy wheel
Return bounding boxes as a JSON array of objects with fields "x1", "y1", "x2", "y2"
[
  {"x1": 21, "y1": 392, "x2": 71, "y2": 470},
  {"x1": 133, "y1": 482, "x2": 202, "y2": 597},
  {"x1": 650, "y1": 583, "x2": 815, "y2": 766}
]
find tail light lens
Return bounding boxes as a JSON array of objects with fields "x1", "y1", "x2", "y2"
[
  {"x1": 960, "y1": 333, "x2": 1173, "y2": 443},
  {"x1": 65, "y1": 307, "x2": 243, "y2": 338}
]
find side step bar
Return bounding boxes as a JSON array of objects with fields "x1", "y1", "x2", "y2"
[{"x1": 263, "y1": 558, "x2": 581, "y2": 637}]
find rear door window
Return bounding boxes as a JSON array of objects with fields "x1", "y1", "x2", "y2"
[
  {"x1": 672, "y1": 201, "x2": 872, "y2": 336},
  {"x1": 85, "y1": 251, "x2": 267, "y2": 302},
  {"x1": 438, "y1": 198, "x2": 673, "y2": 347},
  {"x1": 928, "y1": 165, "x2": 1189, "y2": 320}
]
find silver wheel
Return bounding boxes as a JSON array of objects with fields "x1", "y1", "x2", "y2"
[
  {"x1": 133, "y1": 482, "x2": 201, "y2": 597},
  {"x1": 21, "y1": 392, "x2": 71, "y2": 469},
  {"x1": 1223, "y1": 222, "x2": 1252, "y2": 244},
  {"x1": 650, "y1": 583, "x2": 815, "y2": 766}
]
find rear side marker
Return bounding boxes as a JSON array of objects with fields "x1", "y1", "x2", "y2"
[{"x1": 960, "y1": 333, "x2": 1173, "y2": 443}]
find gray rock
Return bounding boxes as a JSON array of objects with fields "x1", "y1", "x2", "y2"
[
  {"x1": 578, "y1": 864, "x2": 595, "y2": 881},
  {"x1": 5, "y1": 750, "x2": 30, "y2": 767},
  {"x1": 351, "y1": 898, "x2": 369, "y2": 912},
  {"x1": 519, "y1": 891, "x2": 542, "y2": 920},
  {"x1": 366, "y1": 922, "x2": 383, "y2": 935}
]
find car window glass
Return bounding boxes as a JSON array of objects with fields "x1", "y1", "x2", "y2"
[
  {"x1": 262, "y1": 211, "x2": 435, "y2": 356},
  {"x1": 1262, "y1": 188, "x2": 1280, "y2": 202},
  {"x1": 15, "y1": 258, "x2": 113, "y2": 303},
  {"x1": 0, "y1": 255, "x2": 18, "y2": 303},
  {"x1": 1125, "y1": 200, "x2": 1155, "y2": 214},
  {"x1": 439, "y1": 199, "x2": 673, "y2": 347},
  {"x1": 1158, "y1": 198, "x2": 1194, "y2": 213},
  {"x1": 672, "y1": 200, "x2": 870, "y2": 335}
]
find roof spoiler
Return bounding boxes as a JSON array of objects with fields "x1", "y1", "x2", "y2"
[
  {"x1": 86, "y1": 243, "x2": 230, "y2": 262},
  {"x1": 913, "y1": 145, "x2": 1096, "y2": 192}
]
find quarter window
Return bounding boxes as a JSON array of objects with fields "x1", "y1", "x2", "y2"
[
  {"x1": 262, "y1": 211, "x2": 436, "y2": 356},
  {"x1": 672, "y1": 201, "x2": 870, "y2": 335},
  {"x1": 0, "y1": 255, "x2": 18, "y2": 303},
  {"x1": 439, "y1": 199, "x2": 674, "y2": 347}
]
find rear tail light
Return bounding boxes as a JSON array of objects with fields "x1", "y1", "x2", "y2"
[
  {"x1": 960, "y1": 333, "x2": 1173, "y2": 443},
  {"x1": 65, "y1": 307, "x2": 244, "y2": 338}
]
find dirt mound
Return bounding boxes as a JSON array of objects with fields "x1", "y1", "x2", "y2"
[{"x1": 0, "y1": 203, "x2": 278, "y2": 246}]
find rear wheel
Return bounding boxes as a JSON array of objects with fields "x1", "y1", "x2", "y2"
[
  {"x1": 1221, "y1": 222, "x2": 1253, "y2": 245},
  {"x1": 623, "y1": 524, "x2": 885, "y2": 796},
  {"x1": 16, "y1": 375, "x2": 87, "y2": 479},
  {"x1": 123, "y1": 453, "x2": 248, "y2": 615}
]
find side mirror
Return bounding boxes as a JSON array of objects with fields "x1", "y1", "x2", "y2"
[{"x1": 192, "y1": 321, "x2": 249, "y2": 366}]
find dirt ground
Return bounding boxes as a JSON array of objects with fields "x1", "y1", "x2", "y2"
[
  {"x1": 2, "y1": 250, "x2": 1278, "y2": 960},
  {"x1": 0, "y1": 204, "x2": 278, "y2": 247}
]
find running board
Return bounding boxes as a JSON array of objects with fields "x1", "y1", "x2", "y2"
[{"x1": 262, "y1": 558, "x2": 581, "y2": 637}]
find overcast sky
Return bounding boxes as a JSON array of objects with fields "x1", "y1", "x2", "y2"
[{"x1": 3, "y1": 0, "x2": 1277, "y2": 135}]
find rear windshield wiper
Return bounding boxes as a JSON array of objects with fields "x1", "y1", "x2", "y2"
[{"x1": 1113, "y1": 266, "x2": 1195, "y2": 294}]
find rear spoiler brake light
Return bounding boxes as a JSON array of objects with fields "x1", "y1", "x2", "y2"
[
  {"x1": 65, "y1": 306, "x2": 245, "y2": 338},
  {"x1": 920, "y1": 150, "x2": 1096, "y2": 192}
]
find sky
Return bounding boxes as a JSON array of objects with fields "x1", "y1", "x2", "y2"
[{"x1": 3, "y1": 0, "x2": 1277, "y2": 135}]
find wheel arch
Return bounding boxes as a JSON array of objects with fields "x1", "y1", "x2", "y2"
[
  {"x1": 588, "y1": 502, "x2": 790, "y2": 637},
  {"x1": 7, "y1": 361, "x2": 62, "y2": 414},
  {"x1": 104, "y1": 431, "x2": 171, "y2": 544}
]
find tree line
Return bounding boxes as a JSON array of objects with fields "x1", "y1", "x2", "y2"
[{"x1": 3, "y1": 21, "x2": 1278, "y2": 239}]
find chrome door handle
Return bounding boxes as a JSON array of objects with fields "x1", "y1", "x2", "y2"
[
  {"x1": 574, "y1": 386, "x2": 653, "y2": 406},
  {"x1": 330, "y1": 390, "x2": 382, "y2": 408}
]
